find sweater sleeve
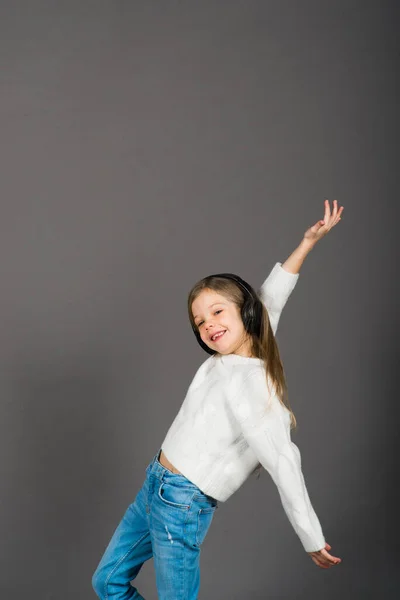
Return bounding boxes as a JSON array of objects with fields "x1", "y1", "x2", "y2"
[
  {"x1": 258, "y1": 262, "x2": 299, "y2": 336},
  {"x1": 229, "y1": 369, "x2": 326, "y2": 553}
]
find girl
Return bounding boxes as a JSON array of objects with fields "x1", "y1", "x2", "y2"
[{"x1": 92, "y1": 199, "x2": 344, "y2": 599}]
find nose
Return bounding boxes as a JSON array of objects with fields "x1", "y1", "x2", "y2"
[
  {"x1": 205, "y1": 324, "x2": 213, "y2": 336},
  {"x1": 206, "y1": 323, "x2": 220, "y2": 340}
]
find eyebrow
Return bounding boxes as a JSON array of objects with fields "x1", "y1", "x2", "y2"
[{"x1": 193, "y1": 302, "x2": 227, "y2": 321}]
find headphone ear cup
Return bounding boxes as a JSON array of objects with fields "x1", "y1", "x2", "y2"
[
  {"x1": 241, "y1": 297, "x2": 257, "y2": 335},
  {"x1": 253, "y1": 300, "x2": 263, "y2": 337},
  {"x1": 242, "y1": 297, "x2": 263, "y2": 337},
  {"x1": 241, "y1": 301, "x2": 252, "y2": 333}
]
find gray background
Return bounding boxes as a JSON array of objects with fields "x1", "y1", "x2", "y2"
[{"x1": 1, "y1": 1, "x2": 398, "y2": 598}]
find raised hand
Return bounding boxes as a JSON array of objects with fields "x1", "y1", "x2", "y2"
[
  {"x1": 303, "y1": 199, "x2": 344, "y2": 246},
  {"x1": 308, "y1": 541, "x2": 342, "y2": 569}
]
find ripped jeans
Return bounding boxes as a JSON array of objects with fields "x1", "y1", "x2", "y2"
[{"x1": 92, "y1": 449, "x2": 219, "y2": 599}]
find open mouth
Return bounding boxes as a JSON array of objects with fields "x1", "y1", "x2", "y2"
[{"x1": 211, "y1": 330, "x2": 226, "y2": 342}]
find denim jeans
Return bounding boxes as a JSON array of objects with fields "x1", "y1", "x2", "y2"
[{"x1": 92, "y1": 448, "x2": 219, "y2": 599}]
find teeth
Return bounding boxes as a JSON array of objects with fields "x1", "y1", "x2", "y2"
[{"x1": 212, "y1": 331, "x2": 225, "y2": 341}]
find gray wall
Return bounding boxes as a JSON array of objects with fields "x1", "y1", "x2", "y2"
[{"x1": 1, "y1": 1, "x2": 398, "y2": 598}]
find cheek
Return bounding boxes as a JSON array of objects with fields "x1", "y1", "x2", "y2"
[{"x1": 200, "y1": 329, "x2": 209, "y2": 342}]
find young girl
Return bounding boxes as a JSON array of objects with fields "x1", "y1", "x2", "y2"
[{"x1": 92, "y1": 199, "x2": 344, "y2": 599}]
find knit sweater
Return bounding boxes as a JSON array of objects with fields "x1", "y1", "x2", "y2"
[{"x1": 161, "y1": 262, "x2": 326, "y2": 553}]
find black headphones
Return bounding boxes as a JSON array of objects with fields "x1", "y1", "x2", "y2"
[{"x1": 191, "y1": 273, "x2": 263, "y2": 355}]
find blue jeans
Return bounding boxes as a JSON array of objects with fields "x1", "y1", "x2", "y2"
[{"x1": 92, "y1": 449, "x2": 219, "y2": 599}]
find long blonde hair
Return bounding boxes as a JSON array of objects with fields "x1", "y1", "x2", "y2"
[{"x1": 187, "y1": 275, "x2": 297, "y2": 479}]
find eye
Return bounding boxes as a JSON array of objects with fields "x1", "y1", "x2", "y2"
[{"x1": 197, "y1": 309, "x2": 223, "y2": 328}]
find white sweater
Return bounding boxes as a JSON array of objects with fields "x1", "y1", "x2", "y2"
[{"x1": 161, "y1": 262, "x2": 326, "y2": 553}]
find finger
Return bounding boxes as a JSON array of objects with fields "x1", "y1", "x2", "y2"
[
  {"x1": 324, "y1": 198, "x2": 331, "y2": 221},
  {"x1": 311, "y1": 552, "x2": 330, "y2": 568},
  {"x1": 320, "y1": 557, "x2": 335, "y2": 568},
  {"x1": 326, "y1": 199, "x2": 338, "y2": 228},
  {"x1": 326, "y1": 557, "x2": 340, "y2": 566},
  {"x1": 311, "y1": 219, "x2": 324, "y2": 231},
  {"x1": 321, "y1": 199, "x2": 333, "y2": 228},
  {"x1": 311, "y1": 556, "x2": 325, "y2": 568},
  {"x1": 327, "y1": 201, "x2": 344, "y2": 228},
  {"x1": 321, "y1": 549, "x2": 335, "y2": 560},
  {"x1": 322, "y1": 550, "x2": 341, "y2": 565},
  {"x1": 332, "y1": 206, "x2": 344, "y2": 227},
  {"x1": 331, "y1": 199, "x2": 339, "y2": 224}
]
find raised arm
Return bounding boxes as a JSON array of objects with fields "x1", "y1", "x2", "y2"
[
  {"x1": 259, "y1": 198, "x2": 344, "y2": 335},
  {"x1": 258, "y1": 261, "x2": 300, "y2": 336},
  {"x1": 259, "y1": 239, "x2": 313, "y2": 334},
  {"x1": 229, "y1": 368, "x2": 326, "y2": 553}
]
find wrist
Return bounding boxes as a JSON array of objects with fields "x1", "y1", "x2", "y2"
[{"x1": 300, "y1": 237, "x2": 316, "y2": 252}]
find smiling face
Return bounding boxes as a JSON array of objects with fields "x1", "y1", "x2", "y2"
[{"x1": 192, "y1": 288, "x2": 253, "y2": 357}]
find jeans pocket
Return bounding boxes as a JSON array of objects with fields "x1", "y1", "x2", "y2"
[
  {"x1": 195, "y1": 505, "x2": 217, "y2": 547},
  {"x1": 191, "y1": 492, "x2": 218, "y2": 547},
  {"x1": 157, "y1": 480, "x2": 194, "y2": 510}
]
